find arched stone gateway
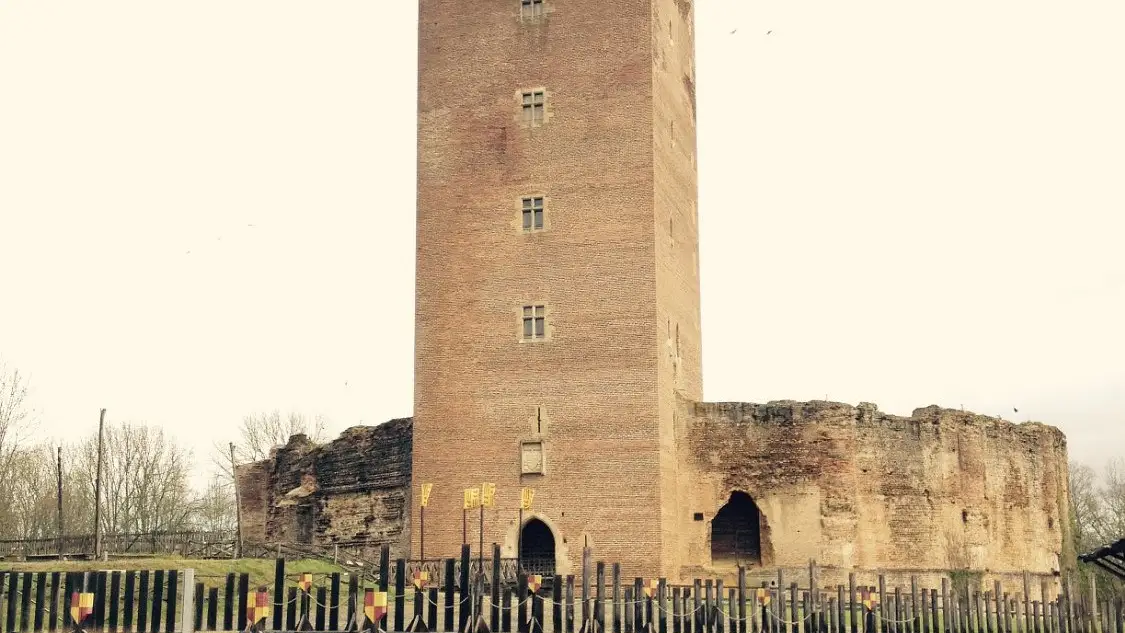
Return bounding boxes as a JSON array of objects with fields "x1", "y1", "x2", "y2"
[
  {"x1": 711, "y1": 491, "x2": 770, "y2": 566},
  {"x1": 519, "y1": 518, "x2": 557, "y2": 577}
]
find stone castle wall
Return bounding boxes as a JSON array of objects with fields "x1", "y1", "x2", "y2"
[
  {"x1": 235, "y1": 459, "x2": 270, "y2": 543},
  {"x1": 235, "y1": 418, "x2": 413, "y2": 561},
  {"x1": 235, "y1": 402, "x2": 1070, "y2": 590},
  {"x1": 669, "y1": 399, "x2": 1071, "y2": 589}
]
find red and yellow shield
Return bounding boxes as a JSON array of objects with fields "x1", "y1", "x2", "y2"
[
  {"x1": 69, "y1": 592, "x2": 94, "y2": 624},
  {"x1": 860, "y1": 588, "x2": 879, "y2": 609},
  {"x1": 412, "y1": 570, "x2": 430, "y2": 591},
  {"x1": 246, "y1": 590, "x2": 271, "y2": 624},
  {"x1": 364, "y1": 589, "x2": 388, "y2": 623},
  {"x1": 642, "y1": 580, "x2": 658, "y2": 599},
  {"x1": 527, "y1": 575, "x2": 542, "y2": 594},
  {"x1": 298, "y1": 573, "x2": 313, "y2": 594},
  {"x1": 756, "y1": 588, "x2": 771, "y2": 606}
]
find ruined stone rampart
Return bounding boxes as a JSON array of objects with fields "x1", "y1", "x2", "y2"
[
  {"x1": 235, "y1": 460, "x2": 271, "y2": 543},
  {"x1": 235, "y1": 417, "x2": 413, "y2": 560},
  {"x1": 672, "y1": 399, "x2": 1070, "y2": 589},
  {"x1": 236, "y1": 403, "x2": 1069, "y2": 591}
]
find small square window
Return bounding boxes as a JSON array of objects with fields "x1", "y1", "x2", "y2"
[
  {"x1": 521, "y1": 90, "x2": 545, "y2": 126},
  {"x1": 522, "y1": 305, "x2": 546, "y2": 340},
  {"x1": 520, "y1": 0, "x2": 544, "y2": 19},
  {"x1": 522, "y1": 197, "x2": 544, "y2": 231}
]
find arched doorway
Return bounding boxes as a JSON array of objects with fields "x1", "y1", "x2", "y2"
[
  {"x1": 519, "y1": 518, "x2": 557, "y2": 577},
  {"x1": 711, "y1": 491, "x2": 764, "y2": 565}
]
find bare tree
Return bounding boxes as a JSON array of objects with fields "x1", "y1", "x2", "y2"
[
  {"x1": 0, "y1": 360, "x2": 35, "y2": 485},
  {"x1": 0, "y1": 361, "x2": 40, "y2": 539},
  {"x1": 0, "y1": 401, "x2": 247, "y2": 543},
  {"x1": 213, "y1": 409, "x2": 328, "y2": 480},
  {"x1": 72, "y1": 421, "x2": 196, "y2": 535},
  {"x1": 1069, "y1": 459, "x2": 1125, "y2": 598},
  {"x1": 236, "y1": 410, "x2": 327, "y2": 462},
  {"x1": 1070, "y1": 460, "x2": 1107, "y2": 552},
  {"x1": 1099, "y1": 457, "x2": 1125, "y2": 539},
  {"x1": 191, "y1": 475, "x2": 237, "y2": 533},
  {"x1": 0, "y1": 444, "x2": 57, "y2": 539}
]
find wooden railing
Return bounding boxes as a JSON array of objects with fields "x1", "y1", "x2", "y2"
[{"x1": 0, "y1": 530, "x2": 237, "y2": 560}]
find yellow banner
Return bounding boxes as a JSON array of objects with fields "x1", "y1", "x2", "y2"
[
  {"x1": 520, "y1": 487, "x2": 535, "y2": 510},
  {"x1": 421, "y1": 483, "x2": 433, "y2": 508},
  {"x1": 464, "y1": 487, "x2": 480, "y2": 509},
  {"x1": 481, "y1": 483, "x2": 496, "y2": 508}
]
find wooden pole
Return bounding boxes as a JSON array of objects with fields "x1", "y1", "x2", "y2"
[
  {"x1": 229, "y1": 442, "x2": 243, "y2": 559},
  {"x1": 1090, "y1": 574, "x2": 1101, "y2": 633},
  {"x1": 582, "y1": 547, "x2": 591, "y2": 627},
  {"x1": 814, "y1": 559, "x2": 823, "y2": 633},
  {"x1": 94, "y1": 408, "x2": 106, "y2": 559},
  {"x1": 56, "y1": 446, "x2": 64, "y2": 561}
]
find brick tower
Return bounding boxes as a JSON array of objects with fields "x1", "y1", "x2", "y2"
[{"x1": 412, "y1": 0, "x2": 700, "y2": 579}]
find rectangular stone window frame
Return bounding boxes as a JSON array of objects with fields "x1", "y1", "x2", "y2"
[
  {"x1": 520, "y1": 89, "x2": 546, "y2": 127},
  {"x1": 520, "y1": 0, "x2": 545, "y2": 19},
  {"x1": 520, "y1": 304, "x2": 548, "y2": 341},
  {"x1": 520, "y1": 439, "x2": 545, "y2": 475},
  {"x1": 521, "y1": 195, "x2": 546, "y2": 232}
]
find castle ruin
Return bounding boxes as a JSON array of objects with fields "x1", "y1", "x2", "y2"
[
  {"x1": 236, "y1": 0, "x2": 1071, "y2": 589},
  {"x1": 237, "y1": 400, "x2": 1070, "y2": 588}
]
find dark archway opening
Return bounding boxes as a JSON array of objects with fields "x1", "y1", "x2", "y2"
[
  {"x1": 519, "y1": 519, "x2": 556, "y2": 577},
  {"x1": 711, "y1": 491, "x2": 763, "y2": 565}
]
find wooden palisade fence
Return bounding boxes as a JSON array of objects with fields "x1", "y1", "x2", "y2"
[{"x1": 0, "y1": 545, "x2": 1120, "y2": 633}]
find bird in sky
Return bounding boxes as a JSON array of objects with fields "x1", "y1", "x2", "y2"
[{"x1": 730, "y1": 29, "x2": 737, "y2": 34}]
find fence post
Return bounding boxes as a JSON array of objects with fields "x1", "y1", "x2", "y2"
[
  {"x1": 582, "y1": 548, "x2": 591, "y2": 628},
  {"x1": 493, "y1": 544, "x2": 503, "y2": 633},
  {"x1": 614, "y1": 564, "x2": 622, "y2": 633},
  {"x1": 1090, "y1": 575, "x2": 1102, "y2": 633},
  {"x1": 273, "y1": 558, "x2": 286, "y2": 631},
  {"x1": 596, "y1": 562, "x2": 606, "y2": 633},
  {"x1": 181, "y1": 569, "x2": 195, "y2": 633},
  {"x1": 738, "y1": 567, "x2": 748, "y2": 633}
]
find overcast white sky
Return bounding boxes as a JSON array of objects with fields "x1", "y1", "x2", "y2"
[{"x1": 1, "y1": 1, "x2": 1122, "y2": 485}]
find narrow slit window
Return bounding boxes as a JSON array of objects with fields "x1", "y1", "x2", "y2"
[
  {"x1": 522, "y1": 305, "x2": 546, "y2": 340},
  {"x1": 522, "y1": 90, "x2": 545, "y2": 126},
  {"x1": 522, "y1": 197, "x2": 544, "y2": 231}
]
